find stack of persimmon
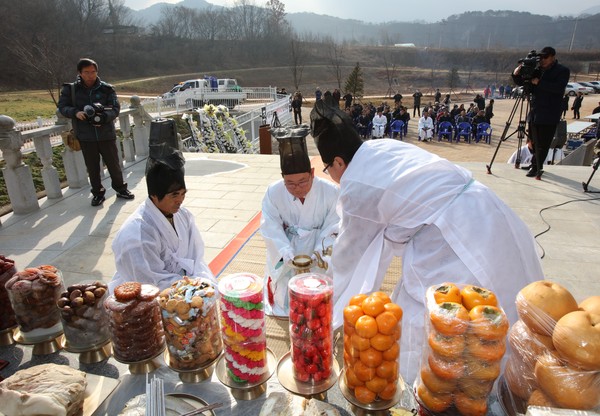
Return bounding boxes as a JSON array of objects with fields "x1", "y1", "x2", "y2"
[
  {"x1": 342, "y1": 292, "x2": 403, "y2": 405},
  {"x1": 505, "y1": 280, "x2": 600, "y2": 411},
  {"x1": 416, "y1": 283, "x2": 508, "y2": 416}
]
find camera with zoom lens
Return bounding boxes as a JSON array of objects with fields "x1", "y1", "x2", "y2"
[
  {"x1": 83, "y1": 103, "x2": 109, "y2": 126},
  {"x1": 518, "y1": 50, "x2": 541, "y2": 81}
]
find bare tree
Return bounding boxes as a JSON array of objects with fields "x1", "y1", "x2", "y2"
[
  {"x1": 381, "y1": 49, "x2": 398, "y2": 97},
  {"x1": 289, "y1": 38, "x2": 307, "y2": 91},
  {"x1": 327, "y1": 39, "x2": 345, "y2": 90}
]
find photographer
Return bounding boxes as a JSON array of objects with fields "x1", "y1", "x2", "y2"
[
  {"x1": 512, "y1": 46, "x2": 570, "y2": 179},
  {"x1": 58, "y1": 58, "x2": 134, "y2": 206}
]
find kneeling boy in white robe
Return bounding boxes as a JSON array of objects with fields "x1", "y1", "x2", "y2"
[{"x1": 110, "y1": 153, "x2": 213, "y2": 293}]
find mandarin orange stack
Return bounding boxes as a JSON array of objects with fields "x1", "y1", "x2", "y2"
[
  {"x1": 416, "y1": 283, "x2": 508, "y2": 416},
  {"x1": 343, "y1": 292, "x2": 403, "y2": 405}
]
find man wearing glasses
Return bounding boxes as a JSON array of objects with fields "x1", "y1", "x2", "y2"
[
  {"x1": 260, "y1": 125, "x2": 340, "y2": 317},
  {"x1": 513, "y1": 46, "x2": 570, "y2": 180}
]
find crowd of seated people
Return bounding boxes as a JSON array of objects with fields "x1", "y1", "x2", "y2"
[{"x1": 347, "y1": 100, "x2": 412, "y2": 139}]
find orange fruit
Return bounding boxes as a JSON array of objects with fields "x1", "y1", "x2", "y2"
[
  {"x1": 351, "y1": 333, "x2": 370, "y2": 351},
  {"x1": 376, "y1": 311, "x2": 399, "y2": 335},
  {"x1": 343, "y1": 305, "x2": 364, "y2": 327},
  {"x1": 355, "y1": 386, "x2": 377, "y2": 404},
  {"x1": 376, "y1": 360, "x2": 398, "y2": 379},
  {"x1": 345, "y1": 367, "x2": 364, "y2": 388},
  {"x1": 344, "y1": 324, "x2": 355, "y2": 336},
  {"x1": 370, "y1": 291, "x2": 392, "y2": 304},
  {"x1": 378, "y1": 381, "x2": 397, "y2": 400},
  {"x1": 343, "y1": 351, "x2": 357, "y2": 367},
  {"x1": 361, "y1": 295, "x2": 386, "y2": 317},
  {"x1": 360, "y1": 347, "x2": 383, "y2": 368},
  {"x1": 383, "y1": 303, "x2": 403, "y2": 321},
  {"x1": 370, "y1": 333, "x2": 395, "y2": 352},
  {"x1": 365, "y1": 376, "x2": 388, "y2": 393},
  {"x1": 354, "y1": 360, "x2": 377, "y2": 381},
  {"x1": 349, "y1": 294, "x2": 368, "y2": 306},
  {"x1": 355, "y1": 315, "x2": 378, "y2": 338},
  {"x1": 382, "y1": 343, "x2": 399, "y2": 361}
]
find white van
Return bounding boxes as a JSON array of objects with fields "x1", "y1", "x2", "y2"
[{"x1": 218, "y1": 79, "x2": 242, "y2": 92}]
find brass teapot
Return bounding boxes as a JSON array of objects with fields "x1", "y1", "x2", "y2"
[{"x1": 290, "y1": 233, "x2": 337, "y2": 274}]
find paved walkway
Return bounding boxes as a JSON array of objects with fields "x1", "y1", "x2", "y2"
[{"x1": 1, "y1": 145, "x2": 599, "y2": 301}]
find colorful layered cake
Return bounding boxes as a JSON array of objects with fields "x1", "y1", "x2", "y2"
[
  {"x1": 218, "y1": 273, "x2": 267, "y2": 383},
  {"x1": 158, "y1": 276, "x2": 222, "y2": 370}
]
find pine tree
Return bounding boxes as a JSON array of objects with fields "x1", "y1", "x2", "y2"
[{"x1": 344, "y1": 62, "x2": 364, "y2": 100}]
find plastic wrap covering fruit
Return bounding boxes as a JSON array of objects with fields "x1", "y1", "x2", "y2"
[
  {"x1": 0, "y1": 255, "x2": 17, "y2": 331},
  {"x1": 288, "y1": 273, "x2": 334, "y2": 384},
  {"x1": 104, "y1": 282, "x2": 165, "y2": 362},
  {"x1": 158, "y1": 276, "x2": 222, "y2": 370},
  {"x1": 502, "y1": 280, "x2": 600, "y2": 413},
  {"x1": 343, "y1": 292, "x2": 403, "y2": 405},
  {"x1": 415, "y1": 283, "x2": 508, "y2": 416},
  {"x1": 5, "y1": 265, "x2": 65, "y2": 342},
  {"x1": 218, "y1": 273, "x2": 267, "y2": 383},
  {"x1": 57, "y1": 281, "x2": 110, "y2": 350}
]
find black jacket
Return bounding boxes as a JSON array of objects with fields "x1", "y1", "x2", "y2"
[
  {"x1": 512, "y1": 60, "x2": 570, "y2": 124},
  {"x1": 58, "y1": 75, "x2": 120, "y2": 142}
]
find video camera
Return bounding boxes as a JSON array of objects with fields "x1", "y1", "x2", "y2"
[
  {"x1": 83, "y1": 103, "x2": 110, "y2": 126},
  {"x1": 518, "y1": 50, "x2": 541, "y2": 82}
]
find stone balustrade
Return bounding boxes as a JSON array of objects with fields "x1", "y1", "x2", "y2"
[{"x1": 0, "y1": 96, "x2": 152, "y2": 224}]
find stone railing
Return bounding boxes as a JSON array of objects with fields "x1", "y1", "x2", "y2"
[{"x1": 0, "y1": 96, "x2": 154, "y2": 224}]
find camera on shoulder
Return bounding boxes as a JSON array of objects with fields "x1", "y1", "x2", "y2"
[
  {"x1": 83, "y1": 103, "x2": 110, "y2": 126},
  {"x1": 518, "y1": 50, "x2": 541, "y2": 81}
]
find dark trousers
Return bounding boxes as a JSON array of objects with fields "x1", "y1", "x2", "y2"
[
  {"x1": 293, "y1": 109, "x2": 302, "y2": 125},
  {"x1": 573, "y1": 108, "x2": 581, "y2": 119},
  {"x1": 79, "y1": 139, "x2": 127, "y2": 197},
  {"x1": 529, "y1": 123, "x2": 558, "y2": 174},
  {"x1": 413, "y1": 105, "x2": 421, "y2": 117}
]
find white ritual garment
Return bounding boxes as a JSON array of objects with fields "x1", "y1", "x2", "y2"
[
  {"x1": 418, "y1": 116, "x2": 434, "y2": 140},
  {"x1": 372, "y1": 114, "x2": 388, "y2": 138},
  {"x1": 507, "y1": 146, "x2": 565, "y2": 165},
  {"x1": 331, "y1": 139, "x2": 544, "y2": 383},
  {"x1": 110, "y1": 198, "x2": 213, "y2": 293},
  {"x1": 261, "y1": 176, "x2": 340, "y2": 316}
]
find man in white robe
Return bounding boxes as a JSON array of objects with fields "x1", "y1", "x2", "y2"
[
  {"x1": 507, "y1": 137, "x2": 564, "y2": 166},
  {"x1": 110, "y1": 155, "x2": 213, "y2": 293},
  {"x1": 418, "y1": 110, "x2": 434, "y2": 141},
  {"x1": 310, "y1": 101, "x2": 544, "y2": 384},
  {"x1": 371, "y1": 108, "x2": 387, "y2": 138},
  {"x1": 261, "y1": 126, "x2": 340, "y2": 317}
]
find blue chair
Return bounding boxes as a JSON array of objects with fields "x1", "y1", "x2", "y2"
[
  {"x1": 390, "y1": 120, "x2": 405, "y2": 140},
  {"x1": 475, "y1": 122, "x2": 493, "y2": 144},
  {"x1": 456, "y1": 122, "x2": 472, "y2": 143},
  {"x1": 437, "y1": 121, "x2": 454, "y2": 142}
]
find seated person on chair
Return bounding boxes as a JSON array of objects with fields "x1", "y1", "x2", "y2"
[
  {"x1": 418, "y1": 110, "x2": 434, "y2": 142},
  {"x1": 372, "y1": 107, "x2": 388, "y2": 138},
  {"x1": 261, "y1": 126, "x2": 340, "y2": 317},
  {"x1": 507, "y1": 137, "x2": 564, "y2": 166},
  {"x1": 110, "y1": 152, "x2": 213, "y2": 293}
]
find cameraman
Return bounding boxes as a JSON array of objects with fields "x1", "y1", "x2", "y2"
[
  {"x1": 58, "y1": 58, "x2": 134, "y2": 206},
  {"x1": 512, "y1": 47, "x2": 570, "y2": 179}
]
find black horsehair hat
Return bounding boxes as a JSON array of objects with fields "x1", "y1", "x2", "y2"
[
  {"x1": 272, "y1": 124, "x2": 312, "y2": 175},
  {"x1": 310, "y1": 97, "x2": 364, "y2": 164}
]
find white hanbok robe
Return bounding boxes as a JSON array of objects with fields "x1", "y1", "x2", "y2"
[
  {"x1": 331, "y1": 139, "x2": 544, "y2": 383},
  {"x1": 109, "y1": 198, "x2": 213, "y2": 293},
  {"x1": 507, "y1": 146, "x2": 565, "y2": 165},
  {"x1": 418, "y1": 116, "x2": 434, "y2": 140},
  {"x1": 261, "y1": 176, "x2": 340, "y2": 316},
  {"x1": 372, "y1": 114, "x2": 387, "y2": 138}
]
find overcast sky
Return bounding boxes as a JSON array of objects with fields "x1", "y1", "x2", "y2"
[{"x1": 124, "y1": 0, "x2": 599, "y2": 23}]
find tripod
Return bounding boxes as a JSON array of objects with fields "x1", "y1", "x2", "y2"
[
  {"x1": 582, "y1": 151, "x2": 600, "y2": 193},
  {"x1": 486, "y1": 85, "x2": 531, "y2": 174}
]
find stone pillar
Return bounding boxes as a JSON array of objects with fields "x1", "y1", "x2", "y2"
[
  {"x1": 33, "y1": 134, "x2": 62, "y2": 199},
  {"x1": 130, "y1": 96, "x2": 150, "y2": 158},
  {"x1": 0, "y1": 115, "x2": 39, "y2": 214},
  {"x1": 56, "y1": 112, "x2": 88, "y2": 188},
  {"x1": 118, "y1": 114, "x2": 135, "y2": 162}
]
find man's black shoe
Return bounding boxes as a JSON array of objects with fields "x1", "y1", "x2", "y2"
[
  {"x1": 91, "y1": 195, "x2": 105, "y2": 206},
  {"x1": 520, "y1": 165, "x2": 531, "y2": 170},
  {"x1": 116, "y1": 189, "x2": 135, "y2": 200},
  {"x1": 526, "y1": 169, "x2": 538, "y2": 177}
]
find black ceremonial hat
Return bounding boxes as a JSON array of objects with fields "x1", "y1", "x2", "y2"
[{"x1": 272, "y1": 125, "x2": 312, "y2": 175}]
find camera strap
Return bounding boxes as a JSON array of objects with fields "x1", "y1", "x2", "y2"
[{"x1": 70, "y1": 82, "x2": 79, "y2": 137}]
